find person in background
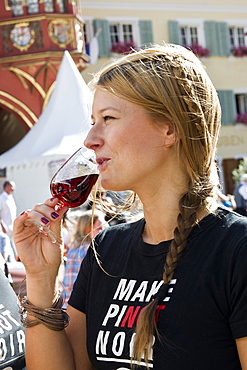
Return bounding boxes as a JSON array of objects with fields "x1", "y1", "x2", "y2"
[
  {"x1": 62, "y1": 213, "x2": 74, "y2": 255},
  {"x1": 14, "y1": 43, "x2": 247, "y2": 369},
  {"x1": 0, "y1": 221, "x2": 15, "y2": 262},
  {"x1": 0, "y1": 180, "x2": 17, "y2": 258},
  {"x1": 62, "y1": 210, "x2": 104, "y2": 306},
  {"x1": 216, "y1": 187, "x2": 236, "y2": 211},
  {"x1": 234, "y1": 173, "x2": 247, "y2": 216}
]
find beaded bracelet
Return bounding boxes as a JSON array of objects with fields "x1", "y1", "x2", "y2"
[{"x1": 19, "y1": 293, "x2": 70, "y2": 331}]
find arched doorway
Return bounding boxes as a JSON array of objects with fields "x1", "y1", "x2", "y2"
[{"x1": 0, "y1": 106, "x2": 27, "y2": 155}]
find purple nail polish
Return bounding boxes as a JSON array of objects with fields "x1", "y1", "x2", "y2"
[
  {"x1": 51, "y1": 212, "x2": 59, "y2": 219},
  {"x1": 41, "y1": 217, "x2": 49, "y2": 225}
]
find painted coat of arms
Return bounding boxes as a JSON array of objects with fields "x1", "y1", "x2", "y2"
[
  {"x1": 48, "y1": 19, "x2": 73, "y2": 48},
  {"x1": 10, "y1": 22, "x2": 35, "y2": 51}
]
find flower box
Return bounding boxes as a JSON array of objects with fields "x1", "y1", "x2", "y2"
[
  {"x1": 185, "y1": 43, "x2": 210, "y2": 58},
  {"x1": 235, "y1": 112, "x2": 247, "y2": 125},
  {"x1": 110, "y1": 41, "x2": 136, "y2": 54},
  {"x1": 231, "y1": 46, "x2": 247, "y2": 57}
]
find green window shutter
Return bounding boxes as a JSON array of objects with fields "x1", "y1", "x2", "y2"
[
  {"x1": 93, "y1": 19, "x2": 111, "y2": 58},
  {"x1": 168, "y1": 20, "x2": 180, "y2": 45},
  {"x1": 216, "y1": 22, "x2": 231, "y2": 57},
  {"x1": 217, "y1": 90, "x2": 236, "y2": 126},
  {"x1": 139, "y1": 20, "x2": 153, "y2": 47},
  {"x1": 204, "y1": 21, "x2": 218, "y2": 56}
]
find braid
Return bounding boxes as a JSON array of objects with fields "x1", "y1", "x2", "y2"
[{"x1": 164, "y1": 192, "x2": 199, "y2": 283}]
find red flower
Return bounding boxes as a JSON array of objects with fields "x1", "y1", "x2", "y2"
[
  {"x1": 235, "y1": 112, "x2": 247, "y2": 125},
  {"x1": 110, "y1": 41, "x2": 136, "y2": 54},
  {"x1": 185, "y1": 43, "x2": 210, "y2": 57},
  {"x1": 231, "y1": 46, "x2": 247, "y2": 57}
]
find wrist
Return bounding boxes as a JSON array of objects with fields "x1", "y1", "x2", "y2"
[{"x1": 25, "y1": 275, "x2": 60, "y2": 308}]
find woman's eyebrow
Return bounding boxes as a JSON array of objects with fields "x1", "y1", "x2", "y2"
[{"x1": 91, "y1": 107, "x2": 121, "y2": 118}]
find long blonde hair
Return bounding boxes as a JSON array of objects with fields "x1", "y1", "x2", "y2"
[
  {"x1": 90, "y1": 43, "x2": 221, "y2": 367},
  {"x1": 71, "y1": 210, "x2": 102, "y2": 249}
]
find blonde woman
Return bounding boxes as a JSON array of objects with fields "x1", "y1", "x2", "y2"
[
  {"x1": 14, "y1": 44, "x2": 247, "y2": 369},
  {"x1": 62, "y1": 210, "x2": 103, "y2": 306}
]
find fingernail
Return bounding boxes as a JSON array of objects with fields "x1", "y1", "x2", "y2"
[
  {"x1": 20, "y1": 211, "x2": 26, "y2": 216},
  {"x1": 51, "y1": 212, "x2": 59, "y2": 219},
  {"x1": 41, "y1": 217, "x2": 49, "y2": 225},
  {"x1": 50, "y1": 197, "x2": 56, "y2": 201}
]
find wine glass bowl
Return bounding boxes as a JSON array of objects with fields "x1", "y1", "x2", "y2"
[
  {"x1": 24, "y1": 147, "x2": 99, "y2": 243},
  {"x1": 50, "y1": 148, "x2": 99, "y2": 209}
]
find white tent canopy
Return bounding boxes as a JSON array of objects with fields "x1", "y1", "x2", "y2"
[{"x1": 0, "y1": 51, "x2": 92, "y2": 213}]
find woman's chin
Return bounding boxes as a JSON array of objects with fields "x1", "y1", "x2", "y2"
[{"x1": 101, "y1": 178, "x2": 126, "y2": 192}]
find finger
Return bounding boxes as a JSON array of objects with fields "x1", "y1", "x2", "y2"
[
  {"x1": 31, "y1": 204, "x2": 67, "y2": 225},
  {"x1": 25, "y1": 208, "x2": 51, "y2": 227},
  {"x1": 13, "y1": 210, "x2": 29, "y2": 233},
  {"x1": 35, "y1": 199, "x2": 69, "y2": 221}
]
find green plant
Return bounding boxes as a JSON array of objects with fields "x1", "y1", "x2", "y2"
[{"x1": 232, "y1": 157, "x2": 247, "y2": 185}]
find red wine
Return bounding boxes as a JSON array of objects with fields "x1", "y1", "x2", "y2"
[{"x1": 51, "y1": 174, "x2": 98, "y2": 208}]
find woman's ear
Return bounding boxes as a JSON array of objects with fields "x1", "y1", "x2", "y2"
[{"x1": 164, "y1": 124, "x2": 177, "y2": 148}]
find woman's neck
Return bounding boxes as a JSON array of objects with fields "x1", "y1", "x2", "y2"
[{"x1": 140, "y1": 192, "x2": 213, "y2": 245}]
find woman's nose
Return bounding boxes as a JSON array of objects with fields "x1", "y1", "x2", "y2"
[{"x1": 84, "y1": 126, "x2": 103, "y2": 151}]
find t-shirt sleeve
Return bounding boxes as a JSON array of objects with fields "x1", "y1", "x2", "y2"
[
  {"x1": 68, "y1": 243, "x2": 95, "y2": 313},
  {"x1": 229, "y1": 236, "x2": 247, "y2": 339}
]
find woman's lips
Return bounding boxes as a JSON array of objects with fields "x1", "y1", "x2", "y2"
[{"x1": 96, "y1": 157, "x2": 110, "y2": 171}]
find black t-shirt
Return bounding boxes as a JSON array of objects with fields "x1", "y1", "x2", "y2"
[
  {"x1": 0, "y1": 269, "x2": 26, "y2": 370},
  {"x1": 69, "y1": 209, "x2": 247, "y2": 369}
]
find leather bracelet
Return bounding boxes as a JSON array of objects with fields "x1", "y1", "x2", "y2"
[{"x1": 19, "y1": 293, "x2": 70, "y2": 331}]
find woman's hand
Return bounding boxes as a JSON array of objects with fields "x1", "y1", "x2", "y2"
[{"x1": 13, "y1": 197, "x2": 68, "y2": 279}]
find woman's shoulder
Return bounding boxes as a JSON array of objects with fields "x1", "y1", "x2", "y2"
[
  {"x1": 199, "y1": 207, "x2": 247, "y2": 230},
  {"x1": 217, "y1": 207, "x2": 247, "y2": 229},
  {"x1": 199, "y1": 208, "x2": 247, "y2": 251}
]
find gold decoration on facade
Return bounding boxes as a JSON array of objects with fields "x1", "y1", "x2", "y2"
[
  {"x1": 8, "y1": 67, "x2": 46, "y2": 98},
  {"x1": 0, "y1": 97, "x2": 36, "y2": 130},
  {"x1": 0, "y1": 91, "x2": 38, "y2": 125},
  {"x1": 10, "y1": 22, "x2": 35, "y2": 52},
  {"x1": 48, "y1": 19, "x2": 74, "y2": 48}
]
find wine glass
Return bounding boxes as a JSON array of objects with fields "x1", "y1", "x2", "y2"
[{"x1": 24, "y1": 147, "x2": 99, "y2": 243}]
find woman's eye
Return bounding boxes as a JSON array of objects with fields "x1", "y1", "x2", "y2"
[{"x1": 103, "y1": 116, "x2": 114, "y2": 122}]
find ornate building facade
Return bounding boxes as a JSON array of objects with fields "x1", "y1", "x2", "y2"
[{"x1": 0, "y1": 0, "x2": 88, "y2": 156}]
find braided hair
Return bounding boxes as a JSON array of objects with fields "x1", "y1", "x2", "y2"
[{"x1": 89, "y1": 43, "x2": 221, "y2": 367}]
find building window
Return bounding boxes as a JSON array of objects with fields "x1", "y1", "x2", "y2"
[
  {"x1": 236, "y1": 94, "x2": 247, "y2": 115},
  {"x1": 229, "y1": 26, "x2": 246, "y2": 47},
  {"x1": 234, "y1": 92, "x2": 247, "y2": 124},
  {"x1": 10, "y1": 0, "x2": 24, "y2": 16},
  {"x1": 109, "y1": 22, "x2": 134, "y2": 44},
  {"x1": 26, "y1": 0, "x2": 39, "y2": 14},
  {"x1": 57, "y1": 0, "x2": 65, "y2": 13},
  {"x1": 44, "y1": 0, "x2": 54, "y2": 13},
  {"x1": 180, "y1": 26, "x2": 199, "y2": 45}
]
